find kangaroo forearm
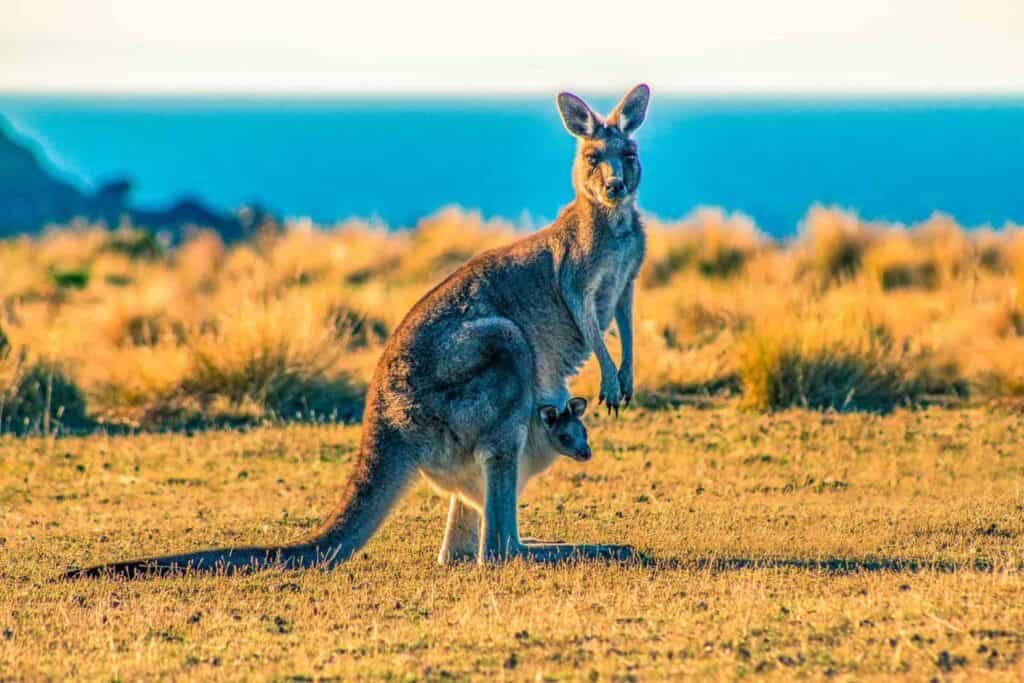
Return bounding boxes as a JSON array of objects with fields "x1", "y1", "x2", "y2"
[
  {"x1": 592, "y1": 333, "x2": 617, "y2": 373},
  {"x1": 563, "y1": 287, "x2": 617, "y2": 373},
  {"x1": 581, "y1": 316, "x2": 617, "y2": 375},
  {"x1": 614, "y1": 319, "x2": 633, "y2": 369},
  {"x1": 618, "y1": 328, "x2": 633, "y2": 371},
  {"x1": 614, "y1": 283, "x2": 635, "y2": 370}
]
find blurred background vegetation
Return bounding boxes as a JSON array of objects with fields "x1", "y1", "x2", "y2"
[{"x1": 2, "y1": 205, "x2": 1024, "y2": 434}]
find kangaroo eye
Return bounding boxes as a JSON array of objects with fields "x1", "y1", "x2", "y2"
[
  {"x1": 585, "y1": 154, "x2": 600, "y2": 166},
  {"x1": 624, "y1": 151, "x2": 637, "y2": 161}
]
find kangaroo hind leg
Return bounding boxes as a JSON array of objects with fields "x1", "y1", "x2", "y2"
[
  {"x1": 477, "y1": 429, "x2": 528, "y2": 563},
  {"x1": 437, "y1": 496, "x2": 480, "y2": 565}
]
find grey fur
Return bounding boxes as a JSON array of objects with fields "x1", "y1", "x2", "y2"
[{"x1": 63, "y1": 84, "x2": 650, "y2": 578}]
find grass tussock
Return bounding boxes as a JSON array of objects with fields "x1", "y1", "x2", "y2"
[
  {"x1": 861, "y1": 214, "x2": 974, "y2": 291},
  {"x1": 0, "y1": 325, "x2": 90, "y2": 434},
  {"x1": 83, "y1": 295, "x2": 366, "y2": 429},
  {"x1": 642, "y1": 208, "x2": 764, "y2": 287},
  {"x1": 737, "y1": 315, "x2": 920, "y2": 412},
  {"x1": 180, "y1": 297, "x2": 364, "y2": 423},
  {"x1": 2, "y1": 205, "x2": 1024, "y2": 430},
  {"x1": 799, "y1": 205, "x2": 873, "y2": 287}
]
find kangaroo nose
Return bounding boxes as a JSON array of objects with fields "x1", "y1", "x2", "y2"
[{"x1": 606, "y1": 179, "x2": 625, "y2": 198}]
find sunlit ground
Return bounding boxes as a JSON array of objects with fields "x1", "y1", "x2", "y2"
[{"x1": 3, "y1": 407, "x2": 1022, "y2": 680}]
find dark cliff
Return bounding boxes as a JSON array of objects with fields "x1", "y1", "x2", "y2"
[{"x1": 0, "y1": 116, "x2": 273, "y2": 240}]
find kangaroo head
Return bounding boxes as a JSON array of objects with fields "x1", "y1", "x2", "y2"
[
  {"x1": 557, "y1": 83, "x2": 650, "y2": 209},
  {"x1": 538, "y1": 397, "x2": 591, "y2": 462}
]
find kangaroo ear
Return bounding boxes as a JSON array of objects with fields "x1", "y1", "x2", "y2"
[
  {"x1": 609, "y1": 83, "x2": 650, "y2": 135},
  {"x1": 538, "y1": 405, "x2": 559, "y2": 428},
  {"x1": 556, "y1": 92, "x2": 600, "y2": 139},
  {"x1": 568, "y1": 397, "x2": 588, "y2": 418}
]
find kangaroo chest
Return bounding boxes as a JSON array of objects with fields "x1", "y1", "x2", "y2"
[{"x1": 589, "y1": 232, "x2": 643, "y2": 330}]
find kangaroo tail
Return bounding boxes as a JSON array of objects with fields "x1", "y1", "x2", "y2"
[{"x1": 62, "y1": 429, "x2": 417, "y2": 579}]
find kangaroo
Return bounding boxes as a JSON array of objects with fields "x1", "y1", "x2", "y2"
[{"x1": 64, "y1": 84, "x2": 650, "y2": 578}]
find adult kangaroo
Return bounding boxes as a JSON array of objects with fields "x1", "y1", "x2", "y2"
[{"x1": 65, "y1": 84, "x2": 650, "y2": 578}]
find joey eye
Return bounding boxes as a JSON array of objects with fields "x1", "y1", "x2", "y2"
[
  {"x1": 624, "y1": 151, "x2": 637, "y2": 161},
  {"x1": 559, "y1": 434, "x2": 572, "y2": 444}
]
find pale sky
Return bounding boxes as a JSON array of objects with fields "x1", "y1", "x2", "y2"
[{"x1": 2, "y1": 0, "x2": 1022, "y2": 94}]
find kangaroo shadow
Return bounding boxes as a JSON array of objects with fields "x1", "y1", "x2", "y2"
[{"x1": 640, "y1": 555, "x2": 1016, "y2": 574}]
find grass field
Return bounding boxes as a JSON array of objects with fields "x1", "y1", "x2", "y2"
[
  {"x1": 3, "y1": 407, "x2": 1023, "y2": 680},
  {"x1": 2, "y1": 206, "x2": 1024, "y2": 679}
]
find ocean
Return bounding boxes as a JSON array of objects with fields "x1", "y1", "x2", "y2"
[{"x1": 1, "y1": 95, "x2": 1022, "y2": 238}]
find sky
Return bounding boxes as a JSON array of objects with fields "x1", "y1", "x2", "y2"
[{"x1": 2, "y1": 0, "x2": 1023, "y2": 95}]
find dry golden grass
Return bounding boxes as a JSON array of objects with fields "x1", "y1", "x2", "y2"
[
  {"x1": 2, "y1": 407, "x2": 1023, "y2": 680},
  {"x1": 2, "y1": 205, "x2": 1024, "y2": 433}
]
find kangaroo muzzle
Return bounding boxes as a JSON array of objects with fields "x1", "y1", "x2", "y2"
[
  {"x1": 604, "y1": 178, "x2": 626, "y2": 201},
  {"x1": 568, "y1": 445, "x2": 592, "y2": 462}
]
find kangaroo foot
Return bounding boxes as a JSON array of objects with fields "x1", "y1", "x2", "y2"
[{"x1": 438, "y1": 547, "x2": 478, "y2": 566}]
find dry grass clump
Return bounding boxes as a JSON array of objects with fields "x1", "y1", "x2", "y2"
[
  {"x1": 642, "y1": 208, "x2": 764, "y2": 287},
  {"x1": 0, "y1": 324, "x2": 90, "y2": 434},
  {"x1": 181, "y1": 296, "x2": 363, "y2": 423},
  {"x1": 800, "y1": 209, "x2": 987, "y2": 293},
  {"x1": 84, "y1": 345, "x2": 194, "y2": 429},
  {"x1": 173, "y1": 229, "x2": 226, "y2": 290},
  {"x1": 101, "y1": 227, "x2": 166, "y2": 261},
  {"x1": 396, "y1": 207, "x2": 518, "y2": 283},
  {"x1": 969, "y1": 350, "x2": 1024, "y2": 400},
  {"x1": 799, "y1": 205, "x2": 875, "y2": 287},
  {"x1": 325, "y1": 303, "x2": 389, "y2": 348},
  {"x1": 84, "y1": 295, "x2": 365, "y2": 429},
  {"x1": 862, "y1": 232, "x2": 936, "y2": 290},
  {"x1": 861, "y1": 214, "x2": 973, "y2": 291},
  {"x1": 737, "y1": 313, "x2": 921, "y2": 412},
  {"x1": 1005, "y1": 227, "x2": 1024, "y2": 292}
]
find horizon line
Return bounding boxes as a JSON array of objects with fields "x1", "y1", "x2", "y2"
[{"x1": 3, "y1": 86, "x2": 1024, "y2": 100}]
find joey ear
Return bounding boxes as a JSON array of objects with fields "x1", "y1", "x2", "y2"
[
  {"x1": 568, "y1": 397, "x2": 588, "y2": 417},
  {"x1": 556, "y1": 92, "x2": 601, "y2": 139},
  {"x1": 608, "y1": 83, "x2": 650, "y2": 135},
  {"x1": 538, "y1": 405, "x2": 559, "y2": 428}
]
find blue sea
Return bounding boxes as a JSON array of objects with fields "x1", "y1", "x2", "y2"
[{"x1": 2, "y1": 95, "x2": 1023, "y2": 238}]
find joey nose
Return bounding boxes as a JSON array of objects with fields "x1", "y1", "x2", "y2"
[
  {"x1": 577, "y1": 446, "x2": 592, "y2": 462},
  {"x1": 605, "y1": 179, "x2": 625, "y2": 198}
]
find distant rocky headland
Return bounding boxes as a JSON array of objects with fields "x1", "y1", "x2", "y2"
[{"x1": 0, "y1": 115, "x2": 274, "y2": 240}]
